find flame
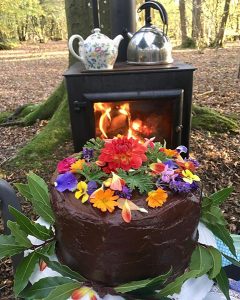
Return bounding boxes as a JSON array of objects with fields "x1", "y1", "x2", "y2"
[{"x1": 94, "y1": 102, "x2": 154, "y2": 140}]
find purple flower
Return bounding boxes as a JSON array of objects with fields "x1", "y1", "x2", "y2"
[
  {"x1": 115, "y1": 186, "x2": 132, "y2": 199},
  {"x1": 55, "y1": 172, "x2": 78, "y2": 192},
  {"x1": 176, "y1": 145, "x2": 188, "y2": 154},
  {"x1": 169, "y1": 180, "x2": 192, "y2": 193},
  {"x1": 163, "y1": 159, "x2": 178, "y2": 169},
  {"x1": 82, "y1": 148, "x2": 94, "y2": 161},
  {"x1": 187, "y1": 158, "x2": 200, "y2": 168},
  {"x1": 87, "y1": 181, "x2": 98, "y2": 195},
  {"x1": 161, "y1": 165, "x2": 176, "y2": 183}
]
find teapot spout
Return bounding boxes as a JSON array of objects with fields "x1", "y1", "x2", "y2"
[{"x1": 113, "y1": 34, "x2": 124, "y2": 48}]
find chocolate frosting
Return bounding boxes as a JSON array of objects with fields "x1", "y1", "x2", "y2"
[{"x1": 51, "y1": 185, "x2": 201, "y2": 287}]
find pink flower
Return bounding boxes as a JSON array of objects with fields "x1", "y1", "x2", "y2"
[{"x1": 57, "y1": 157, "x2": 77, "y2": 173}]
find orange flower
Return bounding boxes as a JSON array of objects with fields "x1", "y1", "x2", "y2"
[
  {"x1": 146, "y1": 188, "x2": 168, "y2": 208},
  {"x1": 70, "y1": 159, "x2": 85, "y2": 173},
  {"x1": 90, "y1": 189, "x2": 119, "y2": 213},
  {"x1": 159, "y1": 148, "x2": 178, "y2": 157}
]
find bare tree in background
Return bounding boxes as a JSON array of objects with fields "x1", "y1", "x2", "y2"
[
  {"x1": 179, "y1": 0, "x2": 189, "y2": 45},
  {"x1": 192, "y1": 0, "x2": 203, "y2": 43},
  {"x1": 214, "y1": 0, "x2": 231, "y2": 47}
]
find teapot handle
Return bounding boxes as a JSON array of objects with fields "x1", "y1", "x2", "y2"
[{"x1": 68, "y1": 34, "x2": 85, "y2": 62}]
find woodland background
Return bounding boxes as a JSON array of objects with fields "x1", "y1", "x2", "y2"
[{"x1": 0, "y1": 0, "x2": 239, "y2": 299}]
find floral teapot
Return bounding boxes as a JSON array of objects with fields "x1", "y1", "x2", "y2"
[{"x1": 68, "y1": 28, "x2": 123, "y2": 70}]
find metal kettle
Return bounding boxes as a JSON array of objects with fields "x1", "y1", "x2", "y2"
[{"x1": 127, "y1": 1, "x2": 173, "y2": 65}]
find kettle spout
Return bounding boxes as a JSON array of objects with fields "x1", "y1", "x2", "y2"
[{"x1": 113, "y1": 34, "x2": 124, "y2": 48}]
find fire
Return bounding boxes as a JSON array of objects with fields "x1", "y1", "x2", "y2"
[{"x1": 94, "y1": 102, "x2": 154, "y2": 140}]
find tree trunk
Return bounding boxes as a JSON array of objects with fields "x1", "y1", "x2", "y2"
[
  {"x1": 214, "y1": 0, "x2": 231, "y2": 47},
  {"x1": 7, "y1": 0, "x2": 93, "y2": 166},
  {"x1": 179, "y1": 0, "x2": 188, "y2": 45},
  {"x1": 192, "y1": 0, "x2": 202, "y2": 42}
]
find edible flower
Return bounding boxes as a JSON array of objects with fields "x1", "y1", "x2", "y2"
[
  {"x1": 115, "y1": 185, "x2": 132, "y2": 199},
  {"x1": 70, "y1": 159, "x2": 85, "y2": 173},
  {"x1": 182, "y1": 169, "x2": 200, "y2": 184},
  {"x1": 161, "y1": 165, "x2": 176, "y2": 183},
  {"x1": 54, "y1": 172, "x2": 78, "y2": 192},
  {"x1": 98, "y1": 136, "x2": 147, "y2": 173},
  {"x1": 121, "y1": 199, "x2": 131, "y2": 223},
  {"x1": 146, "y1": 188, "x2": 168, "y2": 208},
  {"x1": 90, "y1": 189, "x2": 119, "y2": 212},
  {"x1": 169, "y1": 178, "x2": 198, "y2": 193},
  {"x1": 159, "y1": 148, "x2": 178, "y2": 157},
  {"x1": 176, "y1": 160, "x2": 196, "y2": 172},
  {"x1": 176, "y1": 145, "x2": 188, "y2": 154},
  {"x1": 57, "y1": 157, "x2": 77, "y2": 173},
  {"x1": 103, "y1": 172, "x2": 125, "y2": 191},
  {"x1": 75, "y1": 181, "x2": 89, "y2": 203},
  {"x1": 118, "y1": 198, "x2": 148, "y2": 223},
  {"x1": 87, "y1": 181, "x2": 98, "y2": 196},
  {"x1": 150, "y1": 161, "x2": 165, "y2": 174},
  {"x1": 82, "y1": 147, "x2": 94, "y2": 161},
  {"x1": 143, "y1": 137, "x2": 155, "y2": 148},
  {"x1": 71, "y1": 287, "x2": 97, "y2": 300}
]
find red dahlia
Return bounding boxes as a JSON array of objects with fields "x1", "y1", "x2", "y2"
[{"x1": 98, "y1": 136, "x2": 147, "y2": 173}]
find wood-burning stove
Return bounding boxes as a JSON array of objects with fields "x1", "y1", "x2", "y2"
[{"x1": 64, "y1": 62, "x2": 195, "y2": 152}]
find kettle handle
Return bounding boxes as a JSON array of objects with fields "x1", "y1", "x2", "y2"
[
  {"x1": 138, "y1": 1, "x2": 168, "y2": 34},
  {"x1": 68, "y1": 34, "x2": 85, "y2": 62}
]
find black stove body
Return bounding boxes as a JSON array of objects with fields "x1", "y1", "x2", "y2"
[{"x1": 64, "y1": 62, "x2": 195, "y2": 153}]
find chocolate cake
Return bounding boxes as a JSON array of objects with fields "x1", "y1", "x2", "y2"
[{"x1": 51, "y1": 136, "x2": 202, "y2": 286}]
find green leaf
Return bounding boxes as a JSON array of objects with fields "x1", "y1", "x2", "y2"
[
  {"x1": 9, "y1": 206, "x2": 53, "y2": 241},
  {"x1": 38, "y1": 254, "x2": 85, "y2": 282},
  {"x1": 80, "y1": 163, "x2": 107, "y2": 183},
  {"x1": 83, "y1": 137, "x2": 105, "y2": 158},
  {"x1": 201, "y1": 197, "x2": 212, "y2": 209},
  {"x1": 157, "y1": 270, "x2": 200, "y2": 297},
  {"x1": 115, "y1": 278, "x2": 154, "y2": 293},
  {"x1": 43, "y1": 282, "x2": 80, "y2": 300},
  {"x1": 20, "y1": 276, "x2": 75, "y2": 299},
  {"x1": 146, "y1": 268, "x2": 172, "y2": 289},
  {"x1": 189, "y1": 245, "x2": 213, "y2": 276},
  {"x1": 117, "y1": 169, "x2": 154, "y2": 194},
  {"x1": 27, "y1": 172, "x2": 55, "y2": 225},
  {"x1": 14, "y1": 251, "x2": 40, "y2": 296},
  {"x1": 115, "y1": 269, "x2": 172, "y2": 294},
  {"x1": 145, "y1": 142, "x2": 166, "y2": 164},
  {"x1": 207, "y1": 246, "x2": 222, "y2": 279},
  {"x1": 209, "y1": 186, "x2": 234, "y2": 206},
  {"x1": 201, "y1": 206, "x2": 227, "y2": 226},
  {"x1": 206, "y1": 223, "x2": 236, "y2": 257},
  {"x1": 14, "y1": 183, "x2": 32, "y2": 201},
  {"x1": 7, "y1": 221, "x2": 32, "y2": 248},
  {"x1": 222, "y1": 253, "x2": 240, "y2": 267},
  {"x1": 215, "y1": 268, "x2": 230, "y2": 300},
  {"x1": 0, "y1": 235, "x2": 26, "y2": 259}
]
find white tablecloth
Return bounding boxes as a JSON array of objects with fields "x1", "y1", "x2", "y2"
[{"x1": 26, "y1": 220, "x2": 240, "y2": 300}]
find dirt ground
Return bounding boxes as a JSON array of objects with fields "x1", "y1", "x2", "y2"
[{"x1": 0, "y1": 41, "x2": 239, "y2": 299}]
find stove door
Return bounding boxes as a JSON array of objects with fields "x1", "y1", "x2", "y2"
[{"x1": 84, "y1": 89, "x2": 183, "y2": 149}]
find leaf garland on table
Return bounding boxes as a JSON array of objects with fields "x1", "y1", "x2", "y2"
[{"x1": 0, "y1": 173, "x2": 239, "y2": 300}]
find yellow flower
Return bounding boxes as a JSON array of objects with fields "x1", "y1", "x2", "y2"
[
  {"x1": 182, "y1": 169, "x2": 200, "y2": 184},
  {"x1": 90, "y1": 189, "x2": 119, "y2": 213},
  {"x1": 75, "y1": 181, "x2": 89, "y2": 203},
  {"x1": 146, "y1": 188, "x2": 168, "y2": 208},
  {"x1": 71, "y1": 159, "x2": 85, "y2": 173}
]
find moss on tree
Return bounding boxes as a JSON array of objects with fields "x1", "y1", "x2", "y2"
[
  {"x1": 7, "y1": 92, "x2": 70, "y2": 169},
  {"x1": 192, "y1": 105, "x2": 239, "y2": 133}
]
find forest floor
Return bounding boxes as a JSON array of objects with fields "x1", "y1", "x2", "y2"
[{"x1": 0, "y1": 41, "x2": 239, "y2": 299}]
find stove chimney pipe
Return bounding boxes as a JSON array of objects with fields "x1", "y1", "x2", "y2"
[{"x1": 110, "y1": 0, "x2": 136, "y2": 62}]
